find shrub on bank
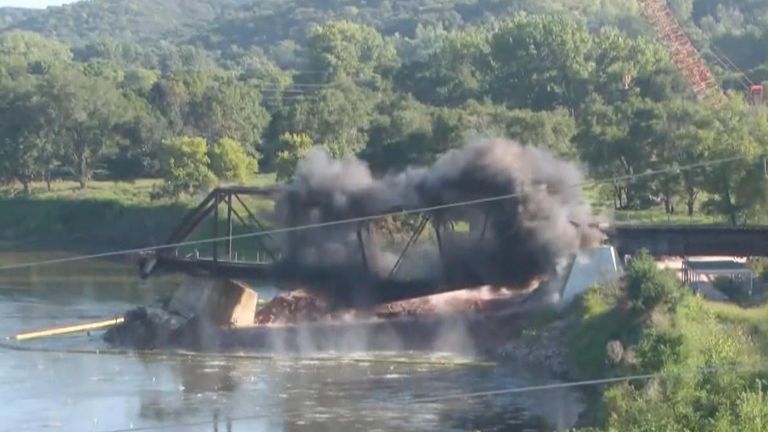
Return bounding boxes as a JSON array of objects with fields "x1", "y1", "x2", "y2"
[
  {"x1": 569, "y1": 251, "x2": 768, "y2": 432},
  {"x1": 625, "y1": 250, "x2": 686, "y2": 314}
]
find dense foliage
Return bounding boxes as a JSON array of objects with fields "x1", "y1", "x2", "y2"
[
  {"x1": 0, "y1": 0, "x2": 767, "y2": 218},
  {"x1": 571, "y1": 254, "x2": 768, "y2": 431}
]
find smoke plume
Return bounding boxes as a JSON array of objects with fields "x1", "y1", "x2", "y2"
[{"x1": 274, "y1": 139, "x2": 601, "y2": 307}]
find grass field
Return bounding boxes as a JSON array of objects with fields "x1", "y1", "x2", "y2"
[
  {"x1": 611, "y1": 208, "x2": 730, "y2": 225},
  {"x1": 585, "y1": 184, "x2": 733, "y2": 225},
  {"x1": 705, "y1": 300, "x2": 768, "y2": 353},
  {"x1": 0, "y1": 175, "x2": 277, "y2": 253}
]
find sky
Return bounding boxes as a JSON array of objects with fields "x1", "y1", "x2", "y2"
[{"x1": 0, "y1": 0, "x2": 76, "y2": 8}]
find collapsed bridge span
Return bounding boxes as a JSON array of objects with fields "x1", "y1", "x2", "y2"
[
  {"x1": 139, "y1": 186, "x2": 532, "y2": 306},
  {"x1": 140, "y1": 141, "x2": 603, "y2": 307}
]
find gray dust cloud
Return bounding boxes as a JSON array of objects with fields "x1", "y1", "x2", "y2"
[{"x1": 273, "y1": 139, "x2": 601, "y2": 307}]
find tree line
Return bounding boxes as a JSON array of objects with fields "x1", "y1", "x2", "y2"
[{"x1": 1, "y1": 11, "x2": 768, "y2": 223}]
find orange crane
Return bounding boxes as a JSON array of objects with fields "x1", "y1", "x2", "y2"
[{"x1": 637, "y1": 0, "x2": 764, "y2": 105}]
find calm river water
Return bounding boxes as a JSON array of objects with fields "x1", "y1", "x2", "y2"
[{"x1": 0, "y1": 249, "x2": 584, "y2": 432}]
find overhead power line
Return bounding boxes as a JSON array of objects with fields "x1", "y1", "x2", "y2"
[
  {"x1": 0, "y1": 155, "x2": 748, "y2": 273},
  {"x1": 404, "y1": 363, "x2": 763, "y2": 404}
]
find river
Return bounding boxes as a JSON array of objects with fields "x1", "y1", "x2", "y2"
[{"x1": 0, "y1": 249, "x2": 584, "y2": 432}]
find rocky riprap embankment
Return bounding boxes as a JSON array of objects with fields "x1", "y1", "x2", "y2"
[{"x1": 496, "y1": 316, "x2": 575, "y2": 377}]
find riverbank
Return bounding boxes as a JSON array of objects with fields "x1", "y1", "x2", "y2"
[
  {"x1": 0, "y1": 176, "x2": 275, "y2": 253},
  {"x1": 502, "y1": 254, "x2": 768, "y2": 430}
]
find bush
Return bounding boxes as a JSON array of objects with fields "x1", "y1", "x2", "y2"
[
  {"x1": 636, "y1": 329, "x2": 683, "y2": 372},
  {"x1": 745, "y1": 258, "x2": 768, "y2": 277},
  {"x1": 209, "y1": 137, "x2": 258, "y2": 183},
  {"x1": 569, "y1": 284, "x2": 639, "y2": 377},
  {"x1": 626, "y1": 250, "x2": 685, "y2": 313},
  {"x1": 157, "y1": 136, "x2": 217, "y2": 197},
  {"x1": 275, "y1": 132, "x2": 313, "y2": 180}
]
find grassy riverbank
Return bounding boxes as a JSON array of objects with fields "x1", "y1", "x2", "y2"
[
  {"x1": 0, "y1": 176, "x2": 276, "y2": 253},
  {"x1": 560, "y1": 253, "x2": 768, "y2": 430}
]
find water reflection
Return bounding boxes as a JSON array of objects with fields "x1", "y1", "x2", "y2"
[
  {"x1": 121, "y1": 354, "x2": 583, "y2": 432},
  {"x1": 138, "y1": 358, "x2": 240, "y2": 425}
]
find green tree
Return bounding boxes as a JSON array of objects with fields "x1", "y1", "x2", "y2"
[
  {"x1": 107, "y1": 105, "x2": 169, "y2": 179},
  {"x1": 362, "y1": 95, "x2": 435, "y2": 171},
  {"x1": 574, "y1": 96, "x2": 656, "y2": 209},
  {"x1": 641, "y1": 101, "x2": 718, "y2": 216},
  {"x1": 275, "y1": 132, "x2": 313, "y2": 181},
  {"x1": 590, "y1": 27, "x2": 671, "y2": 103},
  {"x1": 305, "y1": 20, "x2": 399, "y2": 88},
  {"x1": 461, "y1": 102, "x2": 577, "y2": 158},
  {"x1": 284, "y1": 78, "x2": 375, "y2": 156},
  {"x1": 41, "y1": 68, "x2": 131, "y2": 188},
  {"x1": 0, "y1": 80, "x2": 50, "y2": 192},
  {"x1": 122, "y1": 68, "x2": 158, "y2": 95},
  {"x1": 81, "y1": 59, "x2": 125, "y2": 82},
  {"x1": 147, "y1": 76, "x2": 192, "y2": 136},
  {"x1": 700, "y1": 98, "x2": 768, "y2": 225},
  {"x1": 233, "y1": 47, "x2": 292, "y2": 88},
  {"x1": 157, "y1": 136, "x2": 216, "y2": 196},
  {"x1": 0, "y1": 31, "x2": 73, "y2": 79},
  {"x1": 394, "y1": 24, "x2": 448, "y2": 64},
  {"x1": 209, "y1": 137, "x2": 258, "y2": 183},
  {"x1": 189, "y1": 77, "x2": 271, "y2": 152},
  {"x1": 489, "y1": 14, "x2": 593, "y2": 110},
  {"x1": 397, "y1": 27, "x2": 491, "y2": 106}
]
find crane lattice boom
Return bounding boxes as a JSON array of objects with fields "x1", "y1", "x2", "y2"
[{"x1": 638, "y1": 0, "x2": 722, "y2": 101}]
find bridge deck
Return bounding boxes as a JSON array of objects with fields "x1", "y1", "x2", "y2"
[{"x1": 609, "y1": 225, "x2": 768, "y2": 257}]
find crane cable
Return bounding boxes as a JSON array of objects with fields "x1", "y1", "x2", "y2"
[
  {"x1": 710, "y1": 45, "x2": 755, "y2": 87},
  {"x1": 708, "y1": 48, "x2": 752, "y2": 90}
]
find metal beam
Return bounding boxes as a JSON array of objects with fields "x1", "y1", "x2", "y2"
[
  {"x1": 233, "y1": 193, "x2": 277, "y2": 245},
  {"x1": 212, "y1": 192, "x2": 219, "y2": 263},
  {"x1": 357, "y1": 224, "x2": 370, "y2": 272},
  {"x1": 162, "y1": 190, "x2": 217, "y2": 254},
  {"x1": 389, "y1": 215, "x2": 431, "y2": 278},
  {"x1": 226, "y1": 192, "x2": 233, "y2": 260},
  {"x1": 477, "y1": 210, "x2": 490, "y2": 242},
  {"x1": 228, "y1": 204, "x2": 278, "y2": 262},
  {"x1": 433, "y1": 221, "x2": 444, "y2": 261}
]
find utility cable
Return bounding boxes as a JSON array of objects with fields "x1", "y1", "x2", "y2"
[
  {"x1": 0, "y1": 154, "x2": 749, "y2": 272},
  {"x1": 404, "y1": 362, "x2": 766, "y2": 404}
]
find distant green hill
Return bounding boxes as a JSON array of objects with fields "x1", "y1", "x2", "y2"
[
  {"x1": 0, "y1": 0, "x2": 647, "y2": 52},
  {"x1": 2, "y1": 0, "x2": 767, "y2": 57},
  {"x1": 0, "y1": 7, "x2": 35, "y2": 31},
  {"x1": 0, "y1": 0, "x2": 247, "y2": 46}
]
